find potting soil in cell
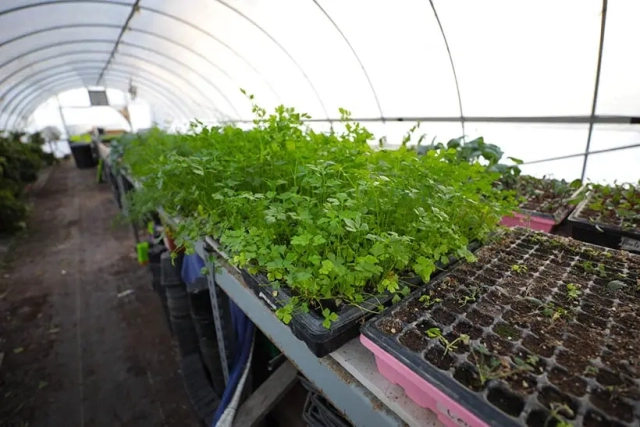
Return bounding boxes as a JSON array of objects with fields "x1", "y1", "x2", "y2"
[{"x1": 362, "y1": 228, "x2": 640, "y2": 426}]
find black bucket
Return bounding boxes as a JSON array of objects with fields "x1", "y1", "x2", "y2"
[{"x1": 69, "y1": 142, "x2": 97, "y2": 169}]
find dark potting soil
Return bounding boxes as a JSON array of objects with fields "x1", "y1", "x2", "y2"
[{"x1": 371, "y1": 228, "x2": 640, "y2": 425}]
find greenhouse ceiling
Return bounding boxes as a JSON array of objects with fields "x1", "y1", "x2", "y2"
[{"x1": 0, "y1": 0, "x2": 639, "y2": 181}]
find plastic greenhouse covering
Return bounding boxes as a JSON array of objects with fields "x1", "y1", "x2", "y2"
[{"x1": 0, "y1": 0, "x2": 639, "y2": 182}]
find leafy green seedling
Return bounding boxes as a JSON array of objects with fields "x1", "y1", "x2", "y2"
[
  {"x1": 426, "y1": 328, "x2": 469, "y2": 354},
  {"x1": 322, "y1": 308, "x2": 339, "y2": 329},
  {"x1": 541, "y1": 303, "x2": 568, "y2": 322},
  {"x1": 565, "y1": 283, "x2": 581, "y2": 300},
  {"x1": 458, "y1": 287, "x2": 479, "y2": 307},
  {"x1": 584, "y1": 366, "x2": 599, "y2": 376},
  {"x1": 607, "y1": 280, "x2": 627, "y2": 291},
  {"x1": 419, "y1": 294, "x2": 441, "y2": 308},
  {"x1": 470, "y1": 345, "x2": 535, "y2": 385},
  {"x1": 546, "y1": 403, "x2": 574, "y2": 427},
  {"x1": 511, "y1": 264, "x2": 528, "y2": 274}
]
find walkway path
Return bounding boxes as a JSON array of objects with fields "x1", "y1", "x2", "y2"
[{"x1": 0, "y1": 161, "x2": 199, "y2": 427}]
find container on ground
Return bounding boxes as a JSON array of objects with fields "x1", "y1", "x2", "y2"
[
  {"x1": 361, "y1": 228, "x2": 640, "y2": 427},
  {"x1": 69, "y1": 142, "x2": 97, "y2": 169}
]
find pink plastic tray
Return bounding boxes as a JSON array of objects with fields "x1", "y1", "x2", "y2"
[
  {"x1": 360, "y1": 334, "x2": 489, "y2": 427},
  {"x1": 500, "y1": 212, "x2": 555, "y2": 232}
]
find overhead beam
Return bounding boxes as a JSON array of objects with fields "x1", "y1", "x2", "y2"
[
  {"x1": 0, "y1": 53, "x2": 226, "y2": 120},
  {"x1": 4, "y1": 63, "x2": 204, "y2": 127},
  {"x1": 95, "y1": 0, "x2": 141, "y2": 84}
]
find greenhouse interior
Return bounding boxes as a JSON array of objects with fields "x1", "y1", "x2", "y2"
[{"x1": 0, "y1": 1, "x2": 639, "y2": 427}]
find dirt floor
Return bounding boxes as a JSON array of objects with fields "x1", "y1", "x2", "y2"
[{"x1": 0, "y1": 161, "x2": 200, "y2": 427}]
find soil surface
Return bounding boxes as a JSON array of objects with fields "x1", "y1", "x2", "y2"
[
  {"x1": 373, "y1": 228, "x2": 640, "y2": 426},
  {"x1": 0, "y1": 161, "x2": 199, "y2": 427}
]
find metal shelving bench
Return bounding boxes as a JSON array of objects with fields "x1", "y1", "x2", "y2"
[{"x1": 97, "y1": 142, "x2": 443, "y2": 427}]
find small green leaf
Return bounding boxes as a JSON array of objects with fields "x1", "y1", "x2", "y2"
[{"x1": 607, "y1": 280, "x2": 627, "y2": 291}]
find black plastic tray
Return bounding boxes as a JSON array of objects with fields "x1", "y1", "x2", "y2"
[
  {"x1": 240, "y1": 269, "x2": 406, "y2": 357},
  {"x1": 361, "y1": 228, "x2": 640, "y2": 426},
  {"x1": 206, "y1": 234, "x2": 475, "y2": 357},
  {"x1": 509, "y1": 185, "x2": 584, "y2": 227},
  {"x1": 568, "y1": 194, "x2": 640, "y2": 254}
]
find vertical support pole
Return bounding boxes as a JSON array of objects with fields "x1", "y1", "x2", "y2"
[
  {"x1": 205, "y1": 254, "x2": 231, "y2": 385},
  {"x1": 116, "y1": 173, "x2": 140, "y2": 244},
  {"x1": 581, "y1": 0, "x2": 608, "y2": 181}
]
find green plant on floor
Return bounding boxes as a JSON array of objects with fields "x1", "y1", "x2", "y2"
[
  {"x1": 574, "y1": 181, "x2": 640, "y2": 230},
  {"x1": 0, "y1": 131, "x2": 48, "y2": 233},
  {"x1": 121, "y1": 92, "x2": 519, "y2": 328}
]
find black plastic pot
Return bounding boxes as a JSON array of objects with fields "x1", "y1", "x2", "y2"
[
  {"x1": 568, "y1": 196, "x2": 640, "y2": 254},
  {"x1": 188, "y1": 282, "x2": 226, "y2": 396},
  {"x1": 161, "y1": 252, "x2": 199, "y2": 356},
  {"x1": 69, "y1": 142, "x2": 97, "y2": 169}
]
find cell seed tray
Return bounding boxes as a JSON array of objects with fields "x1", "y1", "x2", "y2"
[
  {"x1": 501, "y1": 187, "x2": 583, "y2": 233},
  {"x1": 568, "y1": 194, "x2": 640, "y2": 255},
  {"x1": 241, "y1": 269, "x2": 420, "y2": 358},
  {"x1": 361, "y1": 228, "x2": 640, "y2": 427}
]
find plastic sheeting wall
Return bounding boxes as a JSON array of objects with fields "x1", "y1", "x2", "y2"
[{"x1": 0, "y1": 0, "x2": 639, "y2": 182}]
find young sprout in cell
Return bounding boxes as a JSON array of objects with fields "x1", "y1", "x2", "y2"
[
  {"x1": 541, "y1": 303, "x2": 568, "y2": 322},
  {"x1": 426, "y1": 328, "x2": 469, "y2": 355},
  {"x1": 458, "y1": 287, "x2": 479, "y2": 307},
  {"x1": 546, "y1": 403, "x2": 574, "y2": 427},
  {"x1": 469, "y1": 345, "x2": 536, "y2": 386},
  {"x1": 419, "y1": 294, "x2": 441, "y2": 308},
  {"x1": 511, "y1": 264, "x2": 528, "y2": 274},
  {"x1": 565, "y1": 283, "x2": 581, "y2": 301}
]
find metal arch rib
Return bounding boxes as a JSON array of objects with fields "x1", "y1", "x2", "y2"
[
  {"x1": 196, "y1": 0, "x2": 329, "y2": 119},
  {"x1": 0, "y1": 24, "x2": 281, "y2": 108},
  {"x1": 0, "y1": 39, "x2": 242, "y2": 118},
  {"x1": 12, "y1": 73, "x2": 187, "y2": 129},
  {"x1": 12, "y1": 74, "x2": 188, "y2": 129},
  {"x1": 0, "y1": 0, "x2": 132, "y2": 17},
  {"x1": 96, "y1": 0, "x2": 141, "y2": 84},
  {"x1": 0, "y1": 39, "x2": 116, "y2": 71},
  {"x1": 6, "y1": 64, "x2": 205, "y2": 127},
  {"x1": 12, "y1": 64, "x2": 202, "y2": 122},
  {"x1": 3, "y1": 62, "x2": 205, "y2": 126},
  {"x1": 310, "y1": 0, "x2": 383, "y2": 119},
  {"x1": 9, "y1": 74, "x2": 187, "y2": 130},
  {"x1": 6, "y1": 63, "x2": 200, "y2": 124},
  {"x1": 427, "y1": 0, "x2": 465, "y2": 135},
  {"x1": 0, "y1": 51, "x2": 226, "y2": 120}
]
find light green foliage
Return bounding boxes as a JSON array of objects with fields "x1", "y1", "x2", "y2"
[
  {"x1": 576, "y1": 181, "x2": 640, "y2": 230},
  {"x1": 121, "y1": 93, "x2": 518, "y2": 327}
]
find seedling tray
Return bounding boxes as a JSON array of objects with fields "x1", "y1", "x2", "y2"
[
  {"x1": 361, "y1": 228, "x2": 640, "y2": 426},
  {"x1": 501, "y1": 186, "x2": 583, "y2": 233},
  {"x1": 569, "y1": 193, "x2": 640, "y2": 255},
  {"x1": 207, "y1": 235, "x2": 466, "y2": 357},
  {"x1": 240, "y1": 269, "x2": 421, "y2": 357}
]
